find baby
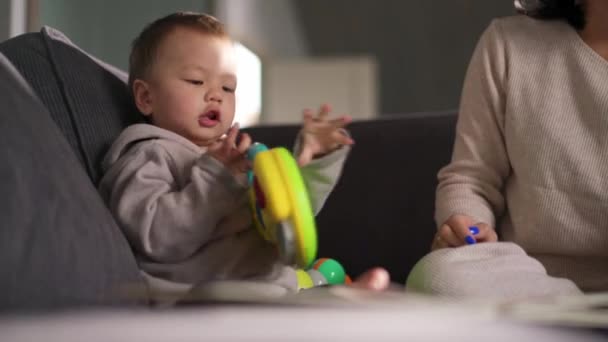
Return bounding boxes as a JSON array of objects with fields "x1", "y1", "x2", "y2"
[{"x1": 98, "y1": 12, "x2": 389, "y2": 300}]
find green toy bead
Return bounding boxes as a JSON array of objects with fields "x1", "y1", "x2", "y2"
[{"x1": 312, "y1": 258, "x2": 346, "y2": 285}]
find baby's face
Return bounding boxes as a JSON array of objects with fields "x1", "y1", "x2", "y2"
[{"x1": 140, "y1": 27, "x2": 237, "y2": 146}]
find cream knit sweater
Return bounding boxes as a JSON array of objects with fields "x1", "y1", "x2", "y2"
[{"x1": 435, "y1": 16, "x2": 608, "y2": 292}]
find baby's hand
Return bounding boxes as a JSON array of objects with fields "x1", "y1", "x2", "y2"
[
  {"x1": 297, "y1": 104, "x2": 354, "y2": 167},
  {"x1": 207, "y1": 123, "x2": 252, "y2": 177},
  {"x1": 431, "y1": 214, "x2": 498, "y2": 251}
]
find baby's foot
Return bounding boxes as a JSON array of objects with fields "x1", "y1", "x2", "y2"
[{"x1": 350, "y1": 267, "x2": 390, "y2": 291}]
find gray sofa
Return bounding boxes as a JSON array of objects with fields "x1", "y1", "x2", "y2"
[
  {"x1": 4, "y1": 27, "x2": 608, "y2": 342},
  {"x1": 0, "y1": 27, "x2": 456, "y2": 311}
]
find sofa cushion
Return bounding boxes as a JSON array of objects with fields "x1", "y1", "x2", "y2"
[
  {"x1": 0, "y1": 26, "x2": 143, "y2": 185},
  {"x1": 0, "y1": 53, "x2": 146, "y2": 311}
]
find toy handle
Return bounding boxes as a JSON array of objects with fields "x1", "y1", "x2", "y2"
[{"x1": 246, "y1": 142, "x2": 268, "y2": 185}]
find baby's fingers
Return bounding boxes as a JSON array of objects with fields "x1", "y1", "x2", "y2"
[
  {"x1": 331, "y1": 130, "x2": 355, "y2": 146},
  {"x1": 302, "y1": 108, "x2": 314, "y2": 122},
  {"x1": 236, "y1": 132, "x2": 252, "y2": 154},
  {"x1": 329, "y1": 115, "x2": 353, "y2": 129},
  {"x1": 224, "y1": 123, "x2": 240, "y2": 149},
  {"x1": 235, "y1": 158, "x2": 252, "y2": 173},
  {"x1": 317, "y1": 104, "x2": 331, "y2": 119}
]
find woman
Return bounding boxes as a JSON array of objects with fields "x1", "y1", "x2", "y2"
[{"x1": 409, "y1": 0, "x2": 608, "y2": 298}]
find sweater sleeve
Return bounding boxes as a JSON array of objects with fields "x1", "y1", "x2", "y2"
[
  {"x1": 435, "y1": 20, "x2": 511, "y2": 229},
  {"x1": 100, "y1": 142, "x2": 247, "y2": 263},
  {"x1": 293, "y1": 131, "x2": 350, "y2": 215}
]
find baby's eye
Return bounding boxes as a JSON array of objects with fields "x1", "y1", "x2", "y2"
[
  {"x1": 185, "y1": 79, "x2": 204, "y2": 86},
  {"x1": 223, "y1": 86, "x2": 235, "y2": 93}
]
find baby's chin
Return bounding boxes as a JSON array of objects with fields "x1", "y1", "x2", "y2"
[{"x1": 191, "y1": 131, "x2": 226, "y2": 147}]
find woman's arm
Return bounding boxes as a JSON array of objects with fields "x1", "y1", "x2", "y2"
[{"x1": 435, "y1": 20, "x2": 511, "y2": 232}]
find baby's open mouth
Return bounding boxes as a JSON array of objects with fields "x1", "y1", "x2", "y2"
[{"x1": 199, "y1": 110, "x2": 220, "y2": 127}]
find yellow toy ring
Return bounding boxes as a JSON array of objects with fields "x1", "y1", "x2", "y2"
[{"x1": 247, "y1": 143, "x2": 317, "y2": 268}]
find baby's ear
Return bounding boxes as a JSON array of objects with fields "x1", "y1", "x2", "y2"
[{"x1": 132, "y1": 79, "x2": 153, "y2": 116}]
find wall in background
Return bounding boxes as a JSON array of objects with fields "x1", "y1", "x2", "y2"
[
  {"x1": 296, "y1": 0, "x2": 516, "y2": 115},
  {"x1": 33, "y1": 0, "x2": 314, "y2": 126},
  {"x1": 264, "y1": 57, "x2": 378, "y2": 124},
  {"x1": 215, "y1": 0, "x2": 308, "y2": 59},
  {"x1": 10, "y1": 1, "x2": 519, "y2": 118},
  {"x1": 0, "y1": 0, "x2": 27, "y2": 40},
  {"x1": 38, "y1": 0, "x2": 212, "y2": 70},
  {"x1": 0, "y1": 0, "x2": 9, "y2": 40}
]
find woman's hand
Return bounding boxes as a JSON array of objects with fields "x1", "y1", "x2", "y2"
[{"x1": 431, "y1": 214, "x2": 498, "y2": 251}]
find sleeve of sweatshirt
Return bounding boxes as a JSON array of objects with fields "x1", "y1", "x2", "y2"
[
  {"x1": 435, "y1": 19, "x2": 511, "y2": 229},
  {"x1": 293, "y1": 131, "x2": 351, "y2": 215},
  {"x1": 100, "y1": 141, "x2": 247, "y2": 263}
]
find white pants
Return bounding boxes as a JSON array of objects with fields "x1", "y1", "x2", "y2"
[{"x1": 406, "y1": 242, "x2": 582, "y2": 300}]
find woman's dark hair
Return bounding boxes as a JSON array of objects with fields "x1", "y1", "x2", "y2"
[{"x1": 514, "y1": 0, "x2": 586, "y2": 29}]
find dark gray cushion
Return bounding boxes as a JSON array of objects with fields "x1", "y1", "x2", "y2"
[
  {"x1": 0, "y1": 27, "x2": 144, "y2": 185},
  {"x1": 245, "y1": 112, "x2": 456, "y2": 283},
  {"x1": 0, "y1": 53, "x2": 146, "y2": 311}
]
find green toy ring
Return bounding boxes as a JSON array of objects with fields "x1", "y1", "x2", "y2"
[{"x1": 247, "y1": 143, "x2": 318, "y2": 268}]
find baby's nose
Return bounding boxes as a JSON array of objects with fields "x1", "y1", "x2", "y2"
[{"x1": 207, "y1": 90, "x2": 223, "y2": 102}]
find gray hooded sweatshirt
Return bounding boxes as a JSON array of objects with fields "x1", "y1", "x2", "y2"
[{"x1": 98, "y1": 123, "x2": 349, "y2": 297}]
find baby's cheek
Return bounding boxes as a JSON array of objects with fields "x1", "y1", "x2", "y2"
[{"x1": 164, "y1": 98, "x2": 189, "y2": 116}]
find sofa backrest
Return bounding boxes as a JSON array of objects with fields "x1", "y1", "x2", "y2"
[{"x1": 0, "y1": 28, "x2": 143, "y2": 185}]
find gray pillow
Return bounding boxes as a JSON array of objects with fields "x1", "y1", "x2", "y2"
[
  {"x1": 0, "y1": 52, "x2": 146, "y2": 311},
  {"x1": 0, "y1": 26, "x2": 144, "y2": 185}
]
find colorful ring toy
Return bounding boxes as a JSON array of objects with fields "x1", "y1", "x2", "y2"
[{"x1": 247, "y1": 143, "x2": 318, "y2": 268}]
